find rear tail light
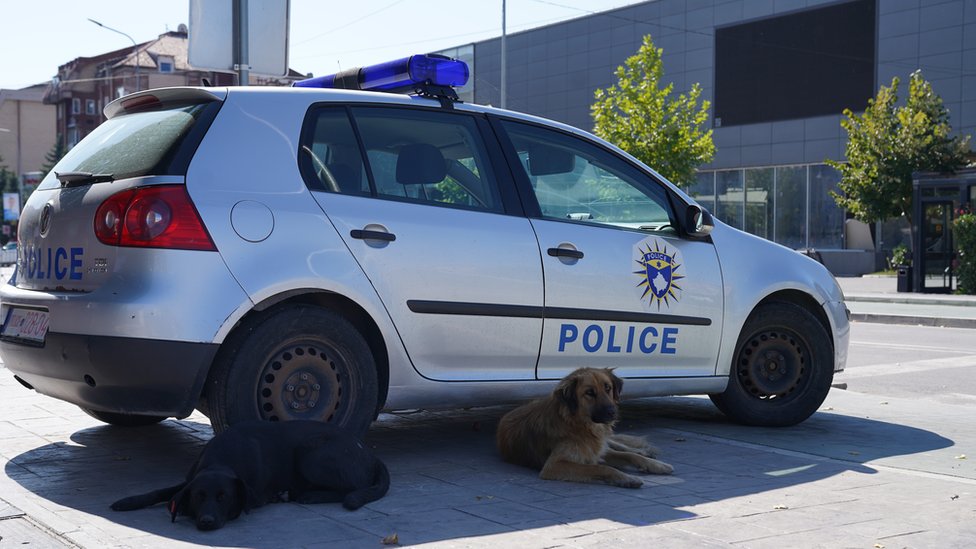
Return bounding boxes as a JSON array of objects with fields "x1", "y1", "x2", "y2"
[{"x1": 94, "y1": 185, "x2": 217, "y2": 251}]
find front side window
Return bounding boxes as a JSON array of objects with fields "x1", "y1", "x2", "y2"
[{"x1": 500, "y1": 120, "x2": 675, "y2": 231}]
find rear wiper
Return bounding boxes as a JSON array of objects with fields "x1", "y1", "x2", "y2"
[{"x1": 55, "y1": 171, "x2": 115, "y2": 187}]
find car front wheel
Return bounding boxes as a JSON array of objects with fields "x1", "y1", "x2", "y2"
[
  {"x1": 709, "y1": 301, "x2": 834, "y2": 427},
  {"x1": 205, "y1": 305, "x2": 378, "y2": 436}
]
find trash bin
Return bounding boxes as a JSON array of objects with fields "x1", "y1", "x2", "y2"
[{"x1": 896, "y1": 265, "x2": 912, "y2": 292}]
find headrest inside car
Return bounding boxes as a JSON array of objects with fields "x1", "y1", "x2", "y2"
[
  {"x1": 527, "y1": 144, "x2": 575, "y2": 176},
  {"x1": 396, "y1": 143, "x2": 447, "y2": 185}
]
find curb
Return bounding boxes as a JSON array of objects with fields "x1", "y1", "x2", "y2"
[{"x1": 850, "y1": 312, "x2": 976, "y2": 329}]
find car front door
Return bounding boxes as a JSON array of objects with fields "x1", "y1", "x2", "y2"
[
  {"x1": 495, "y1": 119, "x2": 725, "y2": 380},
  {"x1": 301, "y1": 106, "x2": 543, "y2": 381}
]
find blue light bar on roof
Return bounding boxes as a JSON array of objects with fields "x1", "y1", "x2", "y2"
[{"x1": 292, "y1": 54, "x2": 469, "y2": 92}]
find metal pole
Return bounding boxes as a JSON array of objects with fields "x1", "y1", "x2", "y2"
[
  {"x1": 500, "y1": 0, "x2": 506, "y2": 109},
  {"x1": 238, "y1": 0, "x2": 250, "y2": 86},
  {"x1": 88, "y1": 19, "x2": 139, "y2": 93}
]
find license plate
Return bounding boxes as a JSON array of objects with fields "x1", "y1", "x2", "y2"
[{"x1": 1, "y1": 308, "x2": 50, "y2": 344}]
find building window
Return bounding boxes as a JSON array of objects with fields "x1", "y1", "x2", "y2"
[
  {"x1": 774, "y1": 166, "x2": 808, "y2": 250},
  {"x1": 694, "y1": 163, "x2": 844, "y2": 250},
  {"x1": 116, "y1": 86, "x2": 126, "y2": 99},
  {"x1": 86, "y1": 99, "x2": 96, "y2": 115},
  {"x1": 714, "y1": 0, "x2": 875, "y2": 126},
  {"x1": 715, "y1": 170, "x2": 744, "y2": 229},
  {"x1": 67, "y1": 128, "x2": 80, "y2": 150},
  {"x1": 71, "y1": 98, "x2": 81, "y2": 114},
  {"x1": 158, "y1": 55, "x2": 174, "y2": 74}
]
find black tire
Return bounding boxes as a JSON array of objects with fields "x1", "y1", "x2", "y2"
[
  {"x1": 709, "y1": 301, "x2": 834, "y2": 427},
  {"x1": 81, "y1": 408, "x2": 167, "y2": 427},
  {"x1": 206, "y1": 305, "x2": 378, "y2": 436}
]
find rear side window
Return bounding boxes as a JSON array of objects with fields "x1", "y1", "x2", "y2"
[
  {"x1": 300, "y1": 106, "x2": 503, "y2": 213},
  {"x1": 299, "y1": 107, "x2": 369, "y2": 195},
  {"x1": 38, "y1": 101, "x2": 219, "y2": 191}
]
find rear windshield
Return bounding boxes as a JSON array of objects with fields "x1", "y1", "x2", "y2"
[{"x1": 38, "y1": 101, "x2": 219, "y2": 191}]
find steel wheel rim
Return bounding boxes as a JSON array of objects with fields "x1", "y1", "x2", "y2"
[
  {"x1": 736, "y1": 329, "x2": 806, "y2": 400},
  {"x1": 257, "y1": 343, "x2": 344, "y2": 422}
]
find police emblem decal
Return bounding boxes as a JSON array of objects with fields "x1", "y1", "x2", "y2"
[{"x1": 634, "y1": 239, "x2": 683, "y2": 308}]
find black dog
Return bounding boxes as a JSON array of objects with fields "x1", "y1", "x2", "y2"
[{"x1": 110, "y1": 420, "x2": 389, "y2": 530}]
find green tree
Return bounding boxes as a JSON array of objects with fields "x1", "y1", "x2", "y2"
[
  {"x1": 953, "y1": 211, "x2": 976, "y2": 295},
  {"x1": 828, "y1": 71, "x2": 971, "y2": 232},
  {"x1": 591, "y1": 35, "x2": 715, "y2": 187},
  {"x1": 0, "y1": 155, "x2": 18, "y2": 193},
  {"x1": 40, "y1": 135, "x2": 67, "y2": 178}
]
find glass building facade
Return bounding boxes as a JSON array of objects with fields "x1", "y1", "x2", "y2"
[{"x1": 690, "y1": 163, "x2": 844, "y2": 250}]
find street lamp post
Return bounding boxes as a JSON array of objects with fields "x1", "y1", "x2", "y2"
[{"x1": 88, "y1": 18, "x2": 141, "y2": 93}]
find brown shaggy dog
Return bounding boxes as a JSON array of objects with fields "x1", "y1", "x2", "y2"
[{"x1": 496, "y1": 367, "x2": 672, "y2": 488}]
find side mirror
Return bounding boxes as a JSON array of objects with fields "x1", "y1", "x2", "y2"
[{"x1": 685, "y1": 204, "x2": 713, "y2": 237}]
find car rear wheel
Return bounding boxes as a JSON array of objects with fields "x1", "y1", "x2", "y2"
[
  {"x1": 709, "y1": 301, "x2": 834, "y2": 427},
  {"x1": 81, "y1": 408, "x2": 167, "y2": 427},
  {"x1": 205, "y1": 305, "x2": 378, "y2": 436}
]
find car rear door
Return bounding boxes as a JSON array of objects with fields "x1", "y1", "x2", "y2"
[
  {"x1": 302, "y1": 105, "x2": 544, "y2": 381},
  {"x1": 494, "y1": 118, "x2": 725, "y2": 380}
]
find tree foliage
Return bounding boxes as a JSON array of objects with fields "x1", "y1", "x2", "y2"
[
  {"x1": 953, "y1": 210, "x2": 976, "y2": 295},
  {"x1": 828, "y1": 71, "x2": 971, "y2": 228},
  {"x1": 40, "y1": 136, "x2": 67, "y2": 178},
  {"x1": 591, "y1": 35, "x2": 715, "y2": 187},
  {"x1": 0, "y1": 155, "x2": 18, "y2": 194}
]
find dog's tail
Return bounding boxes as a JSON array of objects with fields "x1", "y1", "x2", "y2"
[
  {"x1": 110, "y1": 483, "x2": 185, "y2": 512},
  {"x1": 342, "y1": 458, "x2": 390, "y2": 510}
]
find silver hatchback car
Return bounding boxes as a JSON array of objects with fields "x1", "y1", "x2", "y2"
[{"x1": 0, "y1": 55, "x2": 848, "y2": 434}]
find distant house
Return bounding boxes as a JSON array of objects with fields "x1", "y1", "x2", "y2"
[
  {"x1": 45, "y1": 26, "x2": 305, "y2": 150},
  {"x1": 0, "y1": 84, "x2": 56, "y2": 177}
]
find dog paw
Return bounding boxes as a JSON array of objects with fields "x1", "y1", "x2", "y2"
[
  {"x1": 613, "y1": 475, "x2": 644, "y2": 489},
  {"x1": 638, "y1": 458, "x2": 673, "y2": 475}
]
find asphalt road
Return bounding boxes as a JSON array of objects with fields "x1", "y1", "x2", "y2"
[{"x1": 840, "y1": 322, "x2": 976, "y2": 405}]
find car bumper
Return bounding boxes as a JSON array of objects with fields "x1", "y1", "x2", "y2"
[{"x1": 1, "y1": 332, "x2": 218, "y2": 418}]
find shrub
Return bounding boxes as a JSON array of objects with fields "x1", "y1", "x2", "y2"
[
  {"x1": 889, "y1": 244, "x2": 911, "y2": 269},
  {"x1": 953, "y1": 210, "x2": 976, "y2": 295}
]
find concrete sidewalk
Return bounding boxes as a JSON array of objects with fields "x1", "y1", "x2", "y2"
[
  {"x1": 1, "y1": 272, "x2": 975, "y2": 547},
  {"x1": 0, "y1": 367, "x2": 974, "y2": 548},
  {"x1": 838, "y1": 275, "x2": 976, "y2": 328}
]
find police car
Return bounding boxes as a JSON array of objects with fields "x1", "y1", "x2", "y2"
[{"x1": 0, "y1": 54, "x2": 849, "y2": 434}]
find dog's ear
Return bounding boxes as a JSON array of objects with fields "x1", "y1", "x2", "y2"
[
  {"x1": 555, "y1": 375, "x2": 579, "y2": 414},
  {"x1": 237, "y1": 478, "x2": 260, "y2": 513},
  {"x1": 226, "y1": 478, "x2": 248, "y2": 519},
  {"x1": 608, "y1": 368, "x2": 623, "y2": 402},
  {"x1": 168, "y1": 486, "x2": 189, "y2": 523}
]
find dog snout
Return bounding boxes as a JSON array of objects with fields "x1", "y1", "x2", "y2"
[
  {"x1": 592, "y1": 404, "x2": 617, "y2": 424},
  {"x1": 196, "y1": 514, "x2": 220, "y2": 531}
]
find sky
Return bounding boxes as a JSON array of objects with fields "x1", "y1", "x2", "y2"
[{"x1": 0, "y1": 0, "x2": 638, "y2": 90}]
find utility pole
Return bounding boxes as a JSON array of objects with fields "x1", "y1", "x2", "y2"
[
  {"x1": 501, "y1": 0, "x2": 507, "y2": 109},
  {"x1": 88, "y1": 18, "x2": 141, "y2": 92},
  {"x1": 234, "y1": 0, "x2": 250, "y2": 85}
]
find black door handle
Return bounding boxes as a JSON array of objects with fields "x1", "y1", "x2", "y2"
[
  {"x1": 547, "y1": 247, "x2": 584, "y2": 259},
  {"x1": 350, "y1": 229, "x2": 396, "y2": 242}
]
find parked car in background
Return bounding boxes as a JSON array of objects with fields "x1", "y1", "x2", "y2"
[
  {"x1": 0, "y1": 54, "x2": 850, "y2": 435},
  {"x1": 0, "y1": 242, "x2": 16, "y2": 266}
]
